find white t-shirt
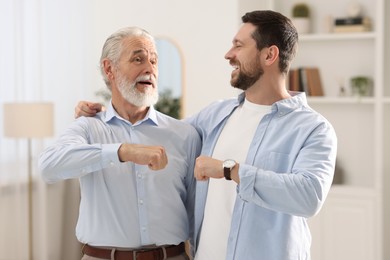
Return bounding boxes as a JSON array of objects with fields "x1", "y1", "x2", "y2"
[{"x1": 195, "y1": 99, "x2": 270, "y2": 260}]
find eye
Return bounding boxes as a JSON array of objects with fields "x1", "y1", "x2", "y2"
[{"x1": 150, "y1": 58, "x2": 157, "y2": 65}]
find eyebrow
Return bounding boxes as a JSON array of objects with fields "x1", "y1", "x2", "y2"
[
  {"x1": 132, "y1": 49, "x2": 158, "y2": 58},
  {"x1": 233, "y1": 37, "x2": 245, "y2": 43}
]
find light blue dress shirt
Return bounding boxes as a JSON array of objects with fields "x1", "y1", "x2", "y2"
[
  {"x1": 186, "y1": 92, "x2": 337, "y2": 260},
  {"x1": 39, "y1": 103, "x2": 201, "y2": 248}
]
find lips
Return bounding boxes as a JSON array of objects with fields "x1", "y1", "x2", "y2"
[
  {"x1": 230, "y1": 64, "x2": 239, "y2": 77},
  {"x1": 138, "y1": 80, "x2": 153, "y2": 86},
  {"x1": 136, "y1": 75, "x2": 155, "y2": 88},
  {"x1": 230, "y1": 61, "x2": 239, "y2": 74}
]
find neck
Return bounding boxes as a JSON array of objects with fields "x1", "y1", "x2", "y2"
[
  {"x1": 244, "y1": 73, "x2": 290, "y2": 105},
  {"x1": 112, "y1": 93, "x2": 149, "y2": 124}
]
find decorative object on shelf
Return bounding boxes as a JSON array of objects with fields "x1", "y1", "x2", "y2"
[
  {"x1": 333, "y1": 16, "x2": 371, "y2": 33},
  {"x1": 338, "y1": 85, "x2": 346, "y2": 97},
  {"x1": 337, "y1": 77, "x2": 347, "y2": 97},
  {"x1": 291, "y1": 3, "x2": 311, "y2": 34},
  {"x1": 3, "y1": 102, "x2": 55, "y2": 260},
  {"x1": 350, "y1": 76, "x2": 373, "y2": 97},
  {"x1": 333, "y1": 2, "x2": 371, "y2": 33},
  {"x1": 346, "y1": 1, "x2": 363, "y2": 17}
]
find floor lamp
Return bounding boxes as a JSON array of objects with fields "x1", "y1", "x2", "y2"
[{"x1": 3, "y1": 102, "x2": 54, "y2": 260}]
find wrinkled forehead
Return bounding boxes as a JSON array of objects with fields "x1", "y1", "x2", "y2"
[{"x1": 121, "y1": 36, "x2": 157, "y2": 57}]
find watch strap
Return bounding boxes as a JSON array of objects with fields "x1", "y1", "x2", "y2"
[{"x1": 224, "y1": 167, "x2": 232, "y2": 180}]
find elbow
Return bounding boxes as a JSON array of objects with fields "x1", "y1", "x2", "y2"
[
  {"x1": 303, "y1": 200, "x2": 323, "y2": 218},
  {"x1": 300, "y1": 176, "x2": 331, "y2": 218},
  {"x1": 39, "y1": 165, "x2": 55, "y2": 184},
  {"x1": 38, "y1": 155, "x2": 58, "y2": 184},
  {"x1": 40, "y1": 169, "x2": 56, "y2": 184},
  {"x1": 299, "y1": 190, "x2": 326, "y2": 218}
]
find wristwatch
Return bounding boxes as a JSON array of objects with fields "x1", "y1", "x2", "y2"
[{"x1": 223, "y1": 159, "x2": 236, "y2": 180}]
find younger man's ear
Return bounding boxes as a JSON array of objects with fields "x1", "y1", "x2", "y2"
[{"x1": 264, "y1": 45, "x2": 279, "y2": 65}]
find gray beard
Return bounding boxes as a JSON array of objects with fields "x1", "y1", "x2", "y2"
[{"x1": 117, "y1": 74, "x2": 159, "y2": 107}]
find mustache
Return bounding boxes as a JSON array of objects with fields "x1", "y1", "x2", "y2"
[
  {"x1": 229, "y1": 58, "x2": 239, "y2": 67},
  {"x1": 135, "y1": 74, "x2": 156, "y2": 85}
]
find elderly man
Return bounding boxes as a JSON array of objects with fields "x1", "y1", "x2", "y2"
[{"x1": 39, "y1": 27, "x2": 201, "y2": 260}]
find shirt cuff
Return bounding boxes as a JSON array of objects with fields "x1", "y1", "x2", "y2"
[
  {"x1": 237, "y1": 164, "x2": 257, "y2": 202},
  {"x1": 101, "y1": 143, "x2": 122, "y2": 167}
]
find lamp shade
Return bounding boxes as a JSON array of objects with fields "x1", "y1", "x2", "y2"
[{"x1": 3, "y1": 102, "x2": 54, "y2": 138}]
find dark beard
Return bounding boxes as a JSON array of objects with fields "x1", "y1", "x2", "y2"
[{"x1": 231, "y1": 68, "x2": 263, "y2": 91}]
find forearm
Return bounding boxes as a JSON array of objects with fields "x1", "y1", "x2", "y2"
[
  {"x1": 39, "y1": 141, "x2": 121, "y2": 183},
  {"x1": 238, "y1": 164, "x2": 328, "y2": 217}
]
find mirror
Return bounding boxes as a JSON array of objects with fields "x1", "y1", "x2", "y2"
[{"x1": 155, "y1": 38, "x2": 183, "y2": 119}]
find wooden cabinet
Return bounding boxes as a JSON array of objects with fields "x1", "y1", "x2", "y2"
[{"x1": 308, "y1": 187, "x2": 377, "y2": 259}]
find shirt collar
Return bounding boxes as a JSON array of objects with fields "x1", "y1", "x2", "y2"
[
  {"x1": 238, "y1": 91, "x2": 307, "y2": 116},
  {"x1": 104, "y1": 101, "x2": 159, "y2": 126},
  {"x1": 272, "y1": 91, "x2": 308, "y2": 116}
]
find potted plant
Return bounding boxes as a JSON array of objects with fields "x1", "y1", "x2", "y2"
[
  {"x1": 350, "y1": 76, "x2": 373, "y2": 97},
  {"x1": 291, "y1": 3, "x2": 311, "y2": 34}
]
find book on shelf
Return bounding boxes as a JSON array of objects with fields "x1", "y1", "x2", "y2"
[
  {"x1": 288, "y1": 69, "x2": 300, "y2": 92},
  {"x1": 288, "y1": 67, "x2": 324, "y2": 96},
  {"x1": 305, "y1": 67, "x2": 324, "y2": 96},
  {"x1": 333, "y1": 16, "x2": 371, "y2": 33},
  {"x1": 333, "y1": 24, "x2": 371, "y2": 33},
  {"x1": 334, "y1": 16, "x2": 370, "y2": 26}
]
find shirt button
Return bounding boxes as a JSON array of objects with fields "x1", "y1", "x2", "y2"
[
  {"x1": 139, "y1": 199, "x2": 144, "y2": 205},
  {"x1": 137, "y1": 173, "x2": 142, "y2": 178},
  {"x1": 110, "y1": 161, "x2": 115, "y2": 167},
  {"x1": 142, "y1": 226, "x2": 146, "y2": 232}
]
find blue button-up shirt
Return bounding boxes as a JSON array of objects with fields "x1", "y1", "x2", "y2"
[
  {"x1": 39, "y1": 103, "x2": 201, "y2": 248},
  {"x1": 187, "y1": 92, "x2": 337, "y2": 260}
]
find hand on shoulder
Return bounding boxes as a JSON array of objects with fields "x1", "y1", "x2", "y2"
[{"x1": 74, "y1": 101, "x2": 103, "y2": 118}]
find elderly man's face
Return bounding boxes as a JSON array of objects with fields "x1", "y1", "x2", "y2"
[{"x1": 115, "y1": 36, "x2": 159, "y2": 107}]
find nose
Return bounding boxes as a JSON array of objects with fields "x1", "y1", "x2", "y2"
[
  {"x1": 224, "y1": 47, "x2": 233, "y2": 60},
  {"x1": 144, "y1": 60, "x2": 158, "y2": 76}
]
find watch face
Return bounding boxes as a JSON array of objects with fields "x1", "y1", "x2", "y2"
[{"x1": 223, "y1": 159, "x2": 236, "y2": 168}]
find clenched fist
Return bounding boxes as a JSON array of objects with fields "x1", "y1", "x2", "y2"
[
  {"x1": 118, "y1": 143, "x2": 168, "y2": 171},
  {"x1": 194, "y1": 156, "x2": 224, "y2": 181},
  {"x1": 195, "y1": 155, "x2": 240, "y2": 183}
]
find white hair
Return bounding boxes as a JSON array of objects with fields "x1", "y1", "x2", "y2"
[{"x1": 100, "y1": 27, "x2": 155, "y2": 88}]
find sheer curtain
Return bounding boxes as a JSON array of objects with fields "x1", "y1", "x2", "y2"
[{"x1": 0, "y1": 1, "x2": 89, "y2": 259}]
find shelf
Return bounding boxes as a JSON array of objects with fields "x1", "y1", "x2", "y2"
[
  {"x1": 299, "y1": 32, "x2": 376, "y2": 42},
  {"x1": 383, "y1": 97, "x2": 390, "y2": 104},
  {"x1": 307, "y1": 96, "x2": 375, "y2": 104}
]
